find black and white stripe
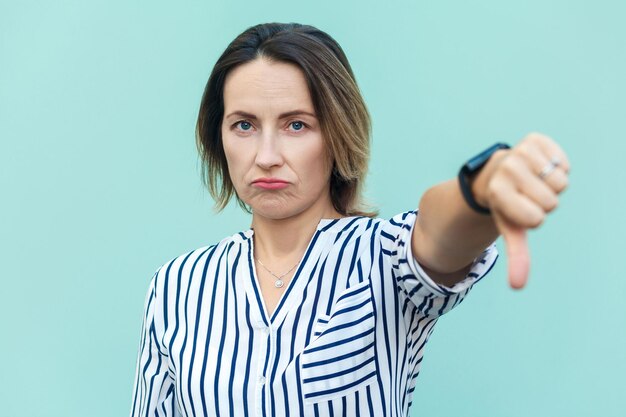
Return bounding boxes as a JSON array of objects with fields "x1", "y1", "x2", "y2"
[{"x1": 130, "y1": 210, "x2": 499, "y2": 416}]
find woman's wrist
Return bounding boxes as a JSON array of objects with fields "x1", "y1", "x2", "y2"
[{"x1": 469, "y1": 148, "x2": 510, "y2": 210}]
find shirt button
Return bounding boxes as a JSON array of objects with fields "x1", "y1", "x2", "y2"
[
  {"x1": 261, "y1": 327, "x2": 269, "y2": 334},
  {"x1": 258, "y1": 376, "x2": 266, "y2": 385}
]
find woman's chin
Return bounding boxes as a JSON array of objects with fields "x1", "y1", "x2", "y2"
[
  {"x1": 248, "y1": 200, "x2": 297, "y2": 221},
  {"x1": 245, "y1": 192, "x2": 331, "y2": 222}
]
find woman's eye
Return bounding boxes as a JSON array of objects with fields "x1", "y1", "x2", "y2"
[
  {"x1": 235, "y1": 121, "x2": 252, "y2": 131},
  {"x1": 232, "y1": 120, "x2": 306, "y2": 133},
  {"x1": 289, "y1": 121, "x2": 305, "y2": 131}
]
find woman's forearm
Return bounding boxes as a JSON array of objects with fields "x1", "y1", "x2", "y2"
[
  {"x1": 412, "y1": 134, "x2": 570, "y2": 290},
  {"x1": 412, "y1": 177, "x2": 499, "y2": 281}
]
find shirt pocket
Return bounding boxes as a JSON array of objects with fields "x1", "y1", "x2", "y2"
[
  {"x1": 300, "y1": 279, "x2": 378, "y2": 405},
  {"x1": 312, "y1": 312, "x2": 332, "y2": 338}
]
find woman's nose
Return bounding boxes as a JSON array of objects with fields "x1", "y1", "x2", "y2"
[{"x1": 254, "y1": 131, "x2": 284, "y2": 170}]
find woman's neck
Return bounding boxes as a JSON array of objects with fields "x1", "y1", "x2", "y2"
[{"x1": 251, "y1": 205, "x2": 342, "y2": 265}]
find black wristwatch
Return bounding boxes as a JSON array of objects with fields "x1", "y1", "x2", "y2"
[{"x1": 458, "y1": 142, "x2": 511, "y2": 215}]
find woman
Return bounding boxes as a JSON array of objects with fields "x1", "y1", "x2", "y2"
[{"x1": 130, "y1": 22, "x2": 570, "y2": 417}]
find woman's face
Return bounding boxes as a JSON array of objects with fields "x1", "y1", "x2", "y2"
[{"x1": 221, "y1": 58, "x2": 335, "y2": 221}]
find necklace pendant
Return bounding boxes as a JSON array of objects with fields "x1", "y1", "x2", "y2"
[{"x1": 274, "y1": 279, "x2": 284, "y2": 288}]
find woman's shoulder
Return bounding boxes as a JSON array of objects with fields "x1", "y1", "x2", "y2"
[
  {"x1": 149, "y1": 229, "x2": 253, "y2": 287},
  {"x1": 324, "y1": 210, "x2": 416, "y2": 234}
]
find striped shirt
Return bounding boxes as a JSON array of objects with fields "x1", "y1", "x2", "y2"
[{"x1": 130, "y1": 210, "x2": 498, "y2": 417}]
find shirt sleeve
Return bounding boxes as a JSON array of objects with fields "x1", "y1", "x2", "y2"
[
  {"x1": 380, "y1": 210, "x2": 499, "y2": 317},
  {"x1": 129, "y1": 266, "x2": 177, "y2": 417}
]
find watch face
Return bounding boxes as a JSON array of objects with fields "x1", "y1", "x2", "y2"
[
  {"x1": 467, "y1": 143, "x2": 511, "y2": 173},
  {"x1": 459, "y1": 143, "x2": 510, "y2": 215}
]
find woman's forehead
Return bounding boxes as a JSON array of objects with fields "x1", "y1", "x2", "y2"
[{"x1": 223, "y1": 59, "x2": 315, "y2": 117}]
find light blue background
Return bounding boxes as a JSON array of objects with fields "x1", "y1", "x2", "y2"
[{"x1": 1, "y1": 1, "x2": 624, "y2": 416}]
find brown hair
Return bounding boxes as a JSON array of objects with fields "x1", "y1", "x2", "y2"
[{"x1": 196, "y1": 22, "x2": 377, "y2": 217}]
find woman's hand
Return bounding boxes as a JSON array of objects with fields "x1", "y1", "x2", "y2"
[{"x1": 471, "y1": 132, "x2": 571, "y2": 289}]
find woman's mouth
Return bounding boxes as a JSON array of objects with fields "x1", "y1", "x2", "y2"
[{"x1": 252, "y1": 178, "x2": 290, "y2": 190}]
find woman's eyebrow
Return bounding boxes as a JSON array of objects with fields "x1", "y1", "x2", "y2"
[{"x1": 225, "y1": 110, "x2": 317, "y2": 120}]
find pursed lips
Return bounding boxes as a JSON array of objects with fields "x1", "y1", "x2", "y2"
[{"x1": 252, "y1": 178, "x2": 290, "y2": 189}]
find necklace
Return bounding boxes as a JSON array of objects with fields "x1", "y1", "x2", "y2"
[{"x1": 256, "y1": 258, "x2": 299, "y2": 288}]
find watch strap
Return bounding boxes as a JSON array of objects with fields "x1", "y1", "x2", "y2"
[{"x1": 458, "y1": 142, "x2": 511, "y2": 215}]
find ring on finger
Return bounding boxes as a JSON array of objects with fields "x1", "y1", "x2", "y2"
[{"x1": 538, "y1": 156, "x2": 561, "y2": 180}]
